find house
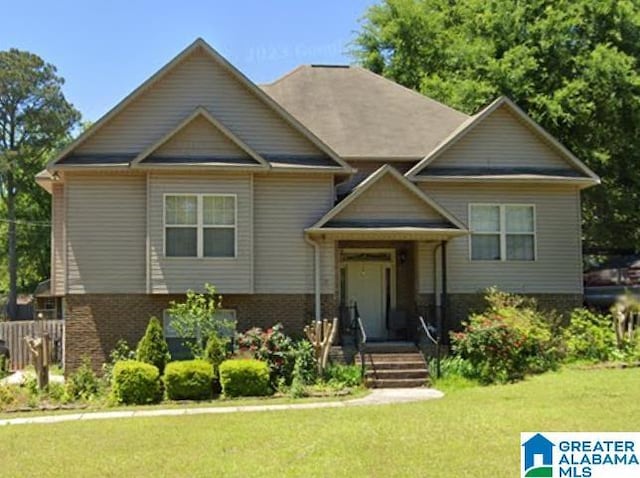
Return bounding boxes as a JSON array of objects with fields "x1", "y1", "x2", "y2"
[
  {"x1": 35, "y1": 39, "x2": 599, "y2": 372},
  {"x1": 522, "y1": 433, "x2": 555, "y2": 471}
]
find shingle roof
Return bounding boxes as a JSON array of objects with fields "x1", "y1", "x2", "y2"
[{"x1": 261, "y1": 65, "x2": 469, "y2": 160}]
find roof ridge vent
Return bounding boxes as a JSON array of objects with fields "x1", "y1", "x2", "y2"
[{"x1": 309, "y1": 64, "x2": 350, "y2": 68}]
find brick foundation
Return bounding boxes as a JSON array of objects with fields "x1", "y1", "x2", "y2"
[{"x1": 64, "y1": 293, "x2": 337, "y2": 374}]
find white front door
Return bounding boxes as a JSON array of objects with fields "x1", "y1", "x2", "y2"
[{"x1": 346, "y1": 261, "x2": 387, "y2": 339}]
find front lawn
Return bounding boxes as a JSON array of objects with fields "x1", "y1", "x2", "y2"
[{"x1": 1, "y1": 367, "x2": 639, "y2": 477}]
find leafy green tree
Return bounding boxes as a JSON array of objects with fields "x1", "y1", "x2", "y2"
[
  {"x1": 0, "y1": 49, "x2": 80, "y2": 317},
  {"x1": 167, "y1": 284, "x2": 235, "y2": 358},
  {"x1": 353, "y1": 0, "x2": 640, "y2": 252},
  {"x1": 136, "y1": 317, "x2": 171, "y2": 374}
]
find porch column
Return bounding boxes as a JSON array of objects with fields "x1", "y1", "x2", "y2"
[{"x1": 440, "y1": 240, "x2": 448, "y2": 343}]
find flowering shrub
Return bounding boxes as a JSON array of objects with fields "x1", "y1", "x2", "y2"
[
  {"x1": 451, "y1": 288, "x2": 561, "y2": 384},
  {"x1": 236, "y1": 323, "x2": 295, "y2": 386}
]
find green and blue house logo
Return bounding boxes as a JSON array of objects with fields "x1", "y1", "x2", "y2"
[
  {"x1": 522, "y1": 433, "x2": 555, "y2": 477},
  {"x1": 521, "y1": 432, "x2": 640, "y2": 477}
]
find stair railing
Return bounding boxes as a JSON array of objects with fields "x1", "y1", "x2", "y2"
[
  {"x1": 417, "y1": 315, "x2": 441, "y2": 379},
  {"x1": 353, "y1": 302, "x2": 367, "y2": 378}
]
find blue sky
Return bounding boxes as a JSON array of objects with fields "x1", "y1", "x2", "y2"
[{"x1": 2, "y1": 0, "x2": 377, "y2": 122}]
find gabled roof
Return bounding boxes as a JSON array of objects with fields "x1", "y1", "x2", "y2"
[
  {"x1": 131, "y1": 107, "x2": 269, "y2": 169},
  {"x1": 307, "y1": 164, "x2": 467, "y2": 234},
  {"x1": 48, "y1": 39, "x2": 353, "y2": 173},
  {"x1": 262, "y1": 65, "x2": 469, "y2": 160},
  {"x1": 405, "y1": 97, "x2": 600, "y2": 185}
]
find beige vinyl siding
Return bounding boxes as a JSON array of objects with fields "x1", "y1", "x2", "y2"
[
  {"x1": 51, "y1": 183, "x2": 66, "y2": 295},
  {"x1": 428, "y1": 107, "x2": 574, "y2": 171},
  {"x1": 76, "y1": 48, "x2": 323, "y2": 157},
  {"x1": 335, "y1": 174, "x2": 444, "y2": 224},
  {"x1": 149, "y1": 172, "x2": 252, "y2": 293},
  {"x1": 154, "y1": 115, "x2": 248, "y2": 158},
  {"x1": 421, "y1": 183, "x2": 583, "y2": 293},
  {"x1": 416, "y1": 241, "x2": 437, "y2": 294},
  {"x1": 66, "y1": 174, "x2": 146, "y2": 293},
  {"x1": 254, "y1": 174, "x2": 334, "y2": 293}
]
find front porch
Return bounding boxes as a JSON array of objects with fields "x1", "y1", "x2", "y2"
[
  {"x1": 333, "y1": 240, "x2": 450, "y2": 347},
  {"x1": 304, "y1": 164, "x2": 468, "y2": 349}
]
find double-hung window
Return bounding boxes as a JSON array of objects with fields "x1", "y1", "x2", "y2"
[
  {"x1": 469, "y1": 204, "x2": 535, "y2": 261},
  {"x1": 165, "y1": 194, "x2": 236, "y2": 258}
]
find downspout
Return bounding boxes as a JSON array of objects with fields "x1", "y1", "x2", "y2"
[{"x1": 304, "y1": 235, "x2": 321, "y2": 321}]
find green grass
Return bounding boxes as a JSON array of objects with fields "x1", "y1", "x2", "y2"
[
  {"x1": 1, "y1": 367, "x2": 639, "y2": 478},
  {"x1": 0, "y1": 388, "x2": 370, "y2": 419}
]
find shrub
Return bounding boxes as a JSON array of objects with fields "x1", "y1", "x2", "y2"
[
  {"x1": 323, "y1": 364, "x2": 362, "y2": 388},
  {"x1": 163, "y1": 360, "x2": 214, "y2": 401},
  {"x1": 43, "y1": 382, "x2": 67, "y2": 403},
  {"x1": 0, "y1": 384, "x2": 21, "y2": 408},
  {"x1": 204, "y1": 333, "x2": 228, "y2": 377},
  {"x1": 219, "y1": 359, "x2": 271, "y2": 397},
  {"x1": 429, "y1": 355, "x2": 475, "y2": 379},
  {"x1": 66, "y1": 357, "x2": 101, "y2": 400},
  {"x1": 111, "y1": 360, "x2": 161, "y2": 405},
  {"x1": 564, "y1": 309, "x2": 617, "y2": 362},
  {"x1": 136, "y1": 317, "x2": 171, "y2": 374},
  {"x1": 291, "y1": 340, "x2": 317, "y2": 385},
  {"x1": 450, "y1": 288, "x2": 561, "y2": 384},
  {"x1": 0, "y1": 354, "x2": 8, "y2": 379},
  {"x1": 236, "y1": 323, "x2": 295, "y2": 386},
  {"x1": 102, "y1": 339, "x2": 136, "y2": 384}
]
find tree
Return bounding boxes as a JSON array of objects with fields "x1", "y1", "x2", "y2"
[
  {"x1": 166, "y1": 284, "x2": 235, "y2": 358},
  {"x1": 0, "y1": 49, "x2": 80, "y2": 318},
  {"x1": 353, "y1": 0, "x2": 640, "y2": 252},
  {"x1": 136, "y1": 317, "x2": 171, "y2": 374}
]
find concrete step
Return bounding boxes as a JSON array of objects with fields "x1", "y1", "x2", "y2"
[
  {"x1": 366, "y1": 378, "x2": 428, "y2": 388},
  {"x1": 366, "y1": 353, "x2": 425, "y2": 362},
  {"x1": 365, "y1": 343, "x2": 418, "y2": 354},
  {"x1": 366, "y1": 369, "x2": 429, "y2": 380},
  {"x1": 365, "y1": 360, "x2": 426, "y2": 370}
]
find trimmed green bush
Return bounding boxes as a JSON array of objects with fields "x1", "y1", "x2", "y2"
[
  {"x1": 163, "y1": 360, "x2": 214, "y2": 401},
  {"x1": 111, "y1": 360, "x2": 161, "y2": 405},
  {"x1": 136, "y1": 317, "x2": 170, "y2": 374},
  {"x1": 219, "y1": 359, "x2": 271, "y2": 397}
]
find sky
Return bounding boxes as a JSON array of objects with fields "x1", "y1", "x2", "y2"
[{"x1": 2, "y1": 0, "x2": 377, "y2": 122}]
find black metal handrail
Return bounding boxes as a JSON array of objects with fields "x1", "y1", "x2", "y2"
[
  {"x1": 353, "y1": 302, "x2": 367, "y2": 378},
  {"x1": 417, "y1": 315, "x2": 441, "y2": 379}
]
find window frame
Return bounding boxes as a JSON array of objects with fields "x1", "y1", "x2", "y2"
[
  {"x1": 468, "y1": 203, "x2": 537, "y2": 262},
  {"x1": 163, "y1": 193, "x2": 238, "y2": 259}
]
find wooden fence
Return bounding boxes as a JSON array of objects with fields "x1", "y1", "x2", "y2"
[{"x1": 0, "y1": 320, "x2": 64, "y2": 371}]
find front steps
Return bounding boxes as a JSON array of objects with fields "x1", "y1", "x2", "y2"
[
  {"x1": 365, "y1": 347, "x2": 429, "y2": 388},
  {"x1": 332, "y1": 342, "x2": 429, "y2": 388}
]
